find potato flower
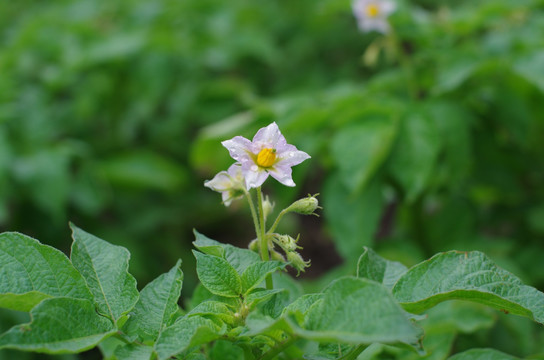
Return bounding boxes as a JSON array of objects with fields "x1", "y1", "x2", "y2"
[
  {"x1": 352, "y1": 0, "x2": 396, "y2": 33},
  {"x1": 222, "y1": 122, "x2": 310, "y2": 189},
  {"x1": 204, "y1": 163, "x2": 246, "y2": 206}
]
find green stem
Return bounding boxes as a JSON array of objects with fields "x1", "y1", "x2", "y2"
[
  {"x1": 244, "y1": 189, "x2": 261, "y2": 243},
  {"x1": 259, "y1": 336, "x2": 297, "y2": 360},
  {"x1": 338, "y1": 344, "x2": 368, "y2": 360},
  {"x1": 257, "y1": 187, "x2": 273, "y2": 289},
  {"x1": 267, "y1": 208, "x2": 288, "y2": 234}
]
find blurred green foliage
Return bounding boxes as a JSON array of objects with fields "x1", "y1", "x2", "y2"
[{"x1": 1, "y1": 0, "x2": 544, "y2": 358}]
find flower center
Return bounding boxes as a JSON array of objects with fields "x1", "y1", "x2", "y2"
[
  {"x1": 256, "y1": 148, "x2": 277, "y2": 168},
  {"x1": 366, "y1": 4, "x2": 380, "y2": 17}
]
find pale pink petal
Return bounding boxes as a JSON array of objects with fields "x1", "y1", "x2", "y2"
[
  {"x1": 204, "y1": 171, "x2": 232, "y2": 192},
  {"x1": 276, "y1": 150, "x2": 311, "y2": 167},
  {"x1": 381, "y1": 0, "x2": 396, "y2": 15},
  {"x1": 252, "y1": 122, "x2": 283, "y2": 148},
  {"x1": 243, "y1": 166, "x2": 269, "y2": 189},
  {"x1": 269, "y1": 165, "x2": 295, "y2": 187},
  {"x1": 222, "y1": 136, "x2": 253, "y2": 163}
]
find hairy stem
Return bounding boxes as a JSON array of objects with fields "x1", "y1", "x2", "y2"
[
  {"x1": 267, "y1": 208, "x2": 288, "y2": 234},
  {"x1": 257, "y1": 186, "x2": 273, "y2": 289}
]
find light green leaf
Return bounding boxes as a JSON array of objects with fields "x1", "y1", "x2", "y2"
[
  {"x1": 114, "y1": 343, "x2": 155, "y2": 360},
  {"x1": 154, "y1": 316, "x2": 223, "y2": 360},
  {"x1": 193, "y1": 230, "x2": 260, "y2": 274},
  {"x1": 514, "y1": 50, "x2": 544, "y2": 94},
  {"x1": 304, "y1": 277, "x2": 422, "y2": 347},
  {"x1": 388, "y1": 110, "x2": 441, "y2": 202},
  {"x1": 98, "y1": 151, "x2": 187, "y2": 192},
  {"x1": 0, "y1": 232, "x2": 92, "y2": 311},
  {"x1": 245, "y1": 289, "x2": 285, "y2": 309},
  {"x1": 241, "y1": 261, "x2": 286, "y2": 294},
  {"x1": 70, "y1": 224, "x2": 139, "y2": 325},
  {"x1": 357, "y1": 247, "x2": 407, "y2": 289},
  {"x1": 392, "y1": 251, "x2": 544, "y2": 324},
  {"x1": 194, "y1": 251, "x2": 242, "y2": 298},
  {"x1": 123, "y1": 260, "x2": 183, "y2": 340},
  {"x1": 187, "y1": 301, "x2": 234, "y2": 325},
  {"x1": 0, "y1": 297, "x2": 115, "y2": 353},
  {"x1": 323, "y1": 175, "x2": 384, "y2": 260},
  {"x1": 331, "y1": 118, "x2": 398, "y2": 192},
  {"x1": 448, "y1": 349, "x2": 520, "y2": 360}
]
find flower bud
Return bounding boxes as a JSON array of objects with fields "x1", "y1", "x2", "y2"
[
  {"x1": 262, "y1": 195, "x2": 275, "y2": 220},
  {"x1": 286, "y1": 251, "x2": 310, "y2": 275},
  {"x1": 248, "y1": 239, "x2": 259, "y2": 253},
  {"x1": 270, "y1": 249, "x2": 286, "y2": 262},
  {"x1": 286, "y1": 194, "x2": 321, "y2": 216},
  {"x1": 272, "y1": 234, "x2": 300, "y2": 252}
]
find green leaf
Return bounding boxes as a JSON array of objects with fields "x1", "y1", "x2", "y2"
[
  {"x1": 514, "y1": 50, "x2": 544, "y2": 94},
  {"x1": 154, "y1": 316, "x2": 223, "y2": 360},
  {"x1": 210, "y1": 340, "x2": 244, "y2": 360},
  {"x1": 98, "y1": 151, "x2": 187, "y2": 192},
  {"x1": 392, "y1": 251, "x2": 544, "y2": 324},
  {"x1": 114, "y1": 343, "x2": 155, "y2": 360},
  {"x1": 187, "y1": 301, "x2": 234, "y2": 325},
  {"x1": 388, "y1": 110, "x2": 441, "y2": 202},
  {"x1": 357, "y1": 247, "x2": 407, "y2": 289},
  {"x1": 193, "y1": 230, "x2": 260, "y2": 274},
  {"x1": 448, "y1": 349, "x2": 520, "y2": 360},
  {"x1": 0, "y1": 297, "x2": 115, "y2": 353},
  {"x1": 304, "y1": 277, "x2": 422, "y2": 347},
  {"x1": 194, "y1": 251, "x2": 242, "y2": 298},
  {"x1": 241, "y1": 261, "x2": 286, "y2": 294},
  {"x1": 245, "y1": 289, "x2": 285, "y2": 309},
  {"x1": 0, "y1": 232, "x2": 92, "y2": 311},
  {"x1": 70, "y1": 224, "x2": 139, "y2": 325},
  {"x1": 123, "y1": 260, "x2": 183, "y2": 340},
  {"x1": 323, "y1": 175, "x2": 384, "y2": 260},
  {"x1": 331, "y1": 117, "x2": 398, "y2": 192}
]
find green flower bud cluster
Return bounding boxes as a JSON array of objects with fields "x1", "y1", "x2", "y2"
[{"x1": 272, "y1": 234, "x2": 310, "y2": 275}]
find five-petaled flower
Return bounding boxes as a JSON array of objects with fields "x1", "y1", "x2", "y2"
[
  {"x1": 221, "y1": 122, "x2": 310, "y2": 189},
  {"x1": 204, "y1": 163, "x2": 246, "y2": 206},
  {"x1": 352, "y1": 0, "x2": 396, "y2": 33}
]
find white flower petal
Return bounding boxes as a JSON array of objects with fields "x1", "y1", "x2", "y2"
[
  {"x1": 243, "y1": 167, "x2": 269, "y2": 189},
  {"x1": 269, "y1": 165, "x2": 295, "y2": 187},
  {"x1": 252, "y1": 122, "x2": 283, "y2": 148},
  {"x1": 204, "y1": 171, "x2": 232, "y2": 192},
  {"x1": 277, "y1": 150, "x2": 311, "y2": 167},
  {"x1": 222, "y1": 136, "x2": 253, "y2": 163}
]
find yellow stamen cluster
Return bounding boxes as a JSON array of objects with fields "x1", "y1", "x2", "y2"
[
  {"x1": 366, "y1": 4, "x2": 380, "y2": 17},
  {"x1": 256, "y1": 148, "x2": 276, "y2": 168}
]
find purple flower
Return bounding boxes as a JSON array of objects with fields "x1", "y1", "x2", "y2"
[
  {"x1": 352, "y1": 0, "x2": 396, "y2": 33},
  {"x1": 221, "y1": 122, "x2": 310, "y2": 189},
  {"x1": 204, "y1": 163, "x2": 246, "y2": 206}
]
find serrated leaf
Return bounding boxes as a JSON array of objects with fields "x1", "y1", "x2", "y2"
[
  {"x1": 245, "y1": 288, "x2": 285, "y2": 309},
  {"x1": 70, "y1": 224, "x2": 139, "y2": 325},
  {"x1": 193, "y1": 230, "x2": 259, "y2": 274},
  {"x1": 357, "y1": 247, "x2": 407, "y2": 289},
  {"x1": 304, "y1": 277, "x2": 422, "y2": 348},
  {"x1": 392, "y1": 251, "x2": 544, "y2": 324},
  {"x1": 241, "y1": 261, "x2": 286, "y2": 294},
  {"x1": 154, "y1": 316, "x2": 223, "y2": 360},
  {"x1": 124, "y1": 260, "x2": 183, "y2": 340},
  {"x1": 0, "y1": 297, "x2": 115, "y2": 353},
  {"x1": 0, "y1": 232, "x2": 93, "y2": 311},
  {"x1": 187, "y1": 301, "x2": 234, "y2": 325},
  {"x1": 448, "y1": 349, "x2": 520, "y2": 360},
  {"x1": 331, "y1": 118, "x2": 398, "y2": 192},
  {"x1": 194, "y1": 251, "x2": 242, "y2": 298}
]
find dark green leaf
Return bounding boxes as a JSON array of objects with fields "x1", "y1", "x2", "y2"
[
  {"x1": 393, "y1": 251, "x2": 544, "y2": 324},
  {"x1": 194, "y1": 251, "x2": 242, "y2": 298},
  {"x1": 0, "y1": 297, "x2": 115, "y2": 353},
  {"x1": 241, "y1": 261, "x2": 286, "y2": 294},
  {"x1": 357, "y1": 247, "x2": 407, "y2": 289},
  {"x1": 70, "y1": 225, "x2": 139, "y2": 325},
  {"x1": 0, "y1": 232, "x2": 92, "y2": 311}
]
